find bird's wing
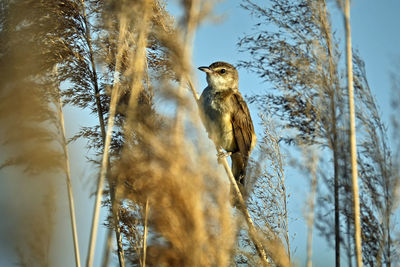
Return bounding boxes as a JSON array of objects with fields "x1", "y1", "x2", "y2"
[{"x1": 230, "y1": 92, "x2": 256, "y2": 159}]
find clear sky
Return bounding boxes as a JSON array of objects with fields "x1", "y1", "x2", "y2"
[{"x1": 1, "y1": 1, "x2": 399, "y2": 267}]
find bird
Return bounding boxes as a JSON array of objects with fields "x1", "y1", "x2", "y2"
[{"x1": 198, "y1": 61, "x2": 256, "y2": 190}]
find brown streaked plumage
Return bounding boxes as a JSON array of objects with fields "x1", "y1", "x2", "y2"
[{"x1": 198, "y1": 61, "x2": 256, "y2": 188}]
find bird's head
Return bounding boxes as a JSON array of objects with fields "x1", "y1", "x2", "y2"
[{"x1": 198, "y1": 61, "x2": 239, "y2": 91}]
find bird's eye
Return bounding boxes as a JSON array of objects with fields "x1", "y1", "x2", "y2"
[{"x1": 220, "y1": 69, "x2": 226, "y2": 74}]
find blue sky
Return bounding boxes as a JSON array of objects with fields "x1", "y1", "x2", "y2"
[{"x1": 1, "y1": 1, "x2": 399, "y2": 266}]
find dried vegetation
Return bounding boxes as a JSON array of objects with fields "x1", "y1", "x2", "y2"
[{"x1": 0, "y1": 0, "x2": 399, "y2": 267}]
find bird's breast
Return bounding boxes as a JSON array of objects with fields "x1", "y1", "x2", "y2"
[{"x1": 200, "y1": 89, "x2": 236, "y2": 152}]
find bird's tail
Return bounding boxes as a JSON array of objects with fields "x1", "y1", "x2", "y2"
[
  {"x1": 230, "y1": 152, "x2": 249, "y2": 206},
  {"x1": 231, "y1": 152, "x2": 248, "y2": 187}
]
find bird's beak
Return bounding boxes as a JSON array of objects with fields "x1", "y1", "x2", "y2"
[{"x1": 198, "y1": 66, "x2": 212, "y2": 73}]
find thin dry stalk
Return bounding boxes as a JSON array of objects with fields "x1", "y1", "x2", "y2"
[
  {"x1": 305, "y1": 150, "x2": 318, "y2": 267},
  {"x1": 86, "y1": 14, "x2": 129, "y2": 267},
  {"x1": 86, "y1": 59, "x2": 121, "y2": 267},
  {"x1": 78, "y1": 0, "x2": 124, "y2": 265},
  {"x1": 319, "y1": 1, "x2": 341, "y2": 265},
  {"x1": 123, "y1": 0, "x2": 152, "y2": 139},
  {"x1": 219, "y1": 153, "x2": 269, "y2": 266},
  {"x1": 142, "y1": 199, "x2": 149, "y2": 267},
  {"x1": 280, "y1": 164, "x2": 290, "y2": 261},
  {"x1": 270, "y1": 126, "x2": 291, "y2": 261},
  {"x1": 344, "y1": 0, "x2": 362, "y2": 266},
  {"x1": 111, "y1": 184, "x2": 125, "y2": 267},
  {"x1": 188, "y1": 79, "x2": 200, "y2": 100},
  {"x1": 79, "y1": 0, "x2": 106, "y2": 142},
  {"x1": 101, "y1": 228, "x2": 113, "y2": 267},
  {"x1": 54, "y1": 66, "x2": 81, "y2": 267}
]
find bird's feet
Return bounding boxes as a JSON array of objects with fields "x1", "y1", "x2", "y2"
[{"x1": 217, "y1": 150, "x2": 231, "y2": 163}]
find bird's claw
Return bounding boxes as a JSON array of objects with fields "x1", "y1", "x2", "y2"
[{"x1": 217, "y1": 150, "x2": 231, "y2": 163}]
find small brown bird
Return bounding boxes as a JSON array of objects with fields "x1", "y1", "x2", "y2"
[{"x1": 198, "y1": 61, "x2": 256, "y2": 188}]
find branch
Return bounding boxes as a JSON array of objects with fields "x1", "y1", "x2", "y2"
[
  {"x1": 344, "y1": 0, "x2": 362, "y2": 266},
  {"x1": 55, "y1": 66, "x2": 81, "y2": 267},
  {"x1": 86, "y1": 11, "x2": 129, "y2": 267}
]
